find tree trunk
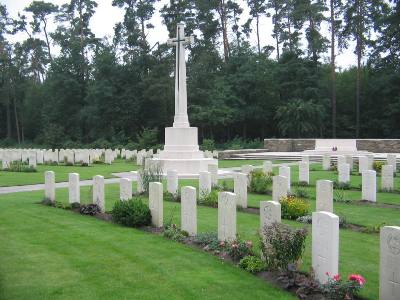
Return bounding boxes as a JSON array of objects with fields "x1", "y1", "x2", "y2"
[
  {"x1": 330, "y1": 0, "x2": 337, "y2": 138},
  {"x1": 218, "y1": 0, "x2": 230, "y2": 61},
  {"x1": 256, "y1": 15, "x2": 261, "y2": 55},
  {"x1": 43, "y1": 19, "x2": 52, "y2": 61},
  {"x1": 6, "y1": 98, "x2": 12, "y2": 139}
]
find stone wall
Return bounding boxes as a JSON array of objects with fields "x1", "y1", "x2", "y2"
[
  {"x1": 218, "y1": 149, "x2": 266, "y2": 159},
  {"x1": 357, "y1": 139, "x2": 400, "y2": 153},
  {"x1": 264, "y1": 139, "x2": 316, "y2": 152},
  {"x1": 263, "y1": 139, "x2": 400, "y2": 153}
]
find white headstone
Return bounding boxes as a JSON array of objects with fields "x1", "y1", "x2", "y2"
[
  {"x1": 234, "y1": 172, "x2": 247, "y2": 208},
  {"x1": 367, "y1": 154, "x2": 374, "y2": 170},
  {"x1": 301, "y1": 155, "x2": 309, "y2": 163},
  {"x1": 149, "y1": 182, "x2": 163, "y2": 227},
  {"x1": 199, "y1": 171, "x2": 212, "y2": 196},
  {"x1": 241, "y1": 164, "x2": 254, "y2": 175},
  {"x1": 382, "y1": 165, "x2": 394, "y2": 191},
  {"x1": 28, "y1": 154, "x2": 37, "y2": 168},
  {"x1": 337, "y1": 155, "x2": 346, "y2": 168},
  {"x1": 218, "y1": 192, "x2": 236, "y2": 241},
  {"x1": 316, "y1": 180, "x2": 333, "y2": 213},
  {"x1": 167, "y1": 169, "x2": 179, "y2": 195},
  {"x1": 181, "y1": 186, "x2": 197, "y2": 236},
  {"x1": 263, "y1": 160, "x2": 273, "y2": 174},
  {"x1": 208, "y1": 164, "x2": 218, "y2": 186},
  {"x1": 68, "y1": 173, "x2": 80, "y2": 204},
  {"x1": 136, "y1": 171, "x2": 145, "y2": 194},
  {"x1": 322, "y1": 154, "x2": 331, "y2": 170},
  {"x1": 338, "y1": 163, "x2": 350, "y2": 184},
  {"x1": 44, "y1": 171, "x2": 55, "y2": 203},
  {"x1": 298, "y1": 162, "x2": 309, "y2": 184},
  {"x1": 362, "y1": 170, "x2": 376, "y2": 202},
  {"x1": 260, "y1": 201, "x2": 281, "y2": 231},
  {"x1": 120, "y1": 178, "x2": 132, "y2": 201},
  {"x1": 272, "y1": 175, "x2": 288, "y2": 202},
  {"x1": 312, "y1": 211, "x2": 339, "y2": 284},
  {"x1": 387, "y1": 154, "x2": 397, "y2": 173},
  {"x1": 278, "y1": 166, "x2": 291, "y2": 192},
  {"x1": 359, "y1": 156, "x2": 369, "y2": 174},
  {"x1": 379, "y1": 226, "x2": 400, "y2": 300},
  {"x1": 37, "y1": 150, "x2": 44, "y2": 164},
  {"x1": 93, "y1": 175, "x2": 105, "y2": 212},
  {"x1": 345, "y1": 155, "x2": 353, "y2": 171}
]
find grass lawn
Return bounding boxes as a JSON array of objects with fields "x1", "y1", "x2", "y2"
[
  {"x1": 0, "y1": 190, "x2": 294, "y2": 300},
  {"x1": 217, "y1": 159, "x2": 289, "y2": 168},
  {"x1": 0, "y1": 159, "x2": 138, "y2": 187},
  {"x1": 28, "y1": 182, "x2": 381, "y2": 299}
]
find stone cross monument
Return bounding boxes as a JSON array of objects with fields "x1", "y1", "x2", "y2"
[
  {"x1": 149, "y1": 23, "x2": 216, "y2": 175},
  {"x1": 167, "y1": 24, "x2": 194, "y2": 128}
]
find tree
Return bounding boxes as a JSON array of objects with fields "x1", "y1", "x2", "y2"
[
  {"x1": 266, "y1": 0, "x2": 285, "y2": 59},
  {"x1": 247, "y1": 0, "x2": 265, "y2": 55},
  {"x1": 25, "y1": 1, "x2": 58, "y2": 61},
  {"x1": 342, "y1": 0, "x2": 388, "y2": 137},
  {"x1": 275, "y1": 99, "x2": 324, "y2": 137}
]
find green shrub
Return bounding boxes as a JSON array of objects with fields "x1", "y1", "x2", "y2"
[
  {"x1": 164, "y1": 191, "x2": 180, "y2": 202},
  {"x1": 225, "y1": 239, "x2": 254, "y2": 261},
  {"x1": 333, "y1": 180, "x2": 351, "y2": 190},
  {"x1": 333, "y1": 189, "x2": 351, "y2": 203},
  {"x1": 139, "y1": 165, "x2": 163, "y2": 193},
  {"x1": 80, "y1": 204, "x2": 100, "y2": 215},
  {"x1": 294, "y1": 187, "x2": 310, "y2": 199},
  {"x1": 193, "y1": 232, "x2": 221, "y2": 251},
  {"x1": 260, "y1": 222, "x2": 307, "y2": 271},
  {"x1": 239, "y1": 256, "x2": 266, "y2": 273},
  {"x1": 249, "y1": 169, "x2": 272, "y2": 194},
  {"x1": 321, "y1": 273, "x2": 366, "y2": 300},
  {"x1": 198, "y1": 189, "x2": 219, "y2": 207},
  {"x1": 163, "y1": 224, "x2": 189, "y2": 242},
  {"x1": 3, "y1": 161, "x2": 37, "y2": 173},
  {"x1": 201, "y1": 138, "x2": 216, "y2": 151},
  {"x1": 280, "y1": 195, "x2": 310, "y2": 220},
  {"x1": 111, "y1": 199, "x2": 151, "y2": 227},
  {"x1": 373, "y1": 161, "x2": 385, "y2": 172}
]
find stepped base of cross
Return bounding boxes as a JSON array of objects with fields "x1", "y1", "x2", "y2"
[{"x1": 149, "y1": 126, "x2": 216, "y2": 176}]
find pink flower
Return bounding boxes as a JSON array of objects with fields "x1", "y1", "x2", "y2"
[
  {"x1": 231, "y1": 242, "x2": 238, "y2": 249},
  {"x1": 245, "y1": 241, "x2": 253, "y2": 248},
  {"x1": 348, "y1": 274, "x2": 366, "y2": 286},
  {"x1": 219, "y1": 241, "x2": 225, "y2": 247},
  {"x1": 333, "y1": 274, "x2": 341, "y2": 281},
  {"x1": 325, "y1": 272, "x2": 330, "y2": 276}
]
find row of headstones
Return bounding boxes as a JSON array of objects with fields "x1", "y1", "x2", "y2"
[{"x1": 43, "y1": 170, "x2": 399, "y2": 299}]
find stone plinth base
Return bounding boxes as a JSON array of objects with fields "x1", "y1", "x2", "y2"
[{"x1": 152, "y1": 126, "x2": 217, "y2": 175}]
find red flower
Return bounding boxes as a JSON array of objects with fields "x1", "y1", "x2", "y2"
[
  {"x1": 348, "y1": 274, "x2": 366, "y2": 286},
  {"x1": 325, "y1": 272, "x2": 330, "y2": 276},
  {"x1": 333, "y1": 274, "x2": 341, "y2": 281}
]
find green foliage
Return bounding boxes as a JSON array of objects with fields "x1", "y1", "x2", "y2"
[
  {"x1": 111, "y1": 199, "x2": 151, "y2": 227},
  {"x1": 163, "y1": 224, "x2": 189, "y2": 242},
  {"x1": 293, "y1": 187, "x2": 310, "y2": 199},
  {"x1": 280, "y1": 195, "x2": 310, "y2": 220},
  {"x1": 136, "y1": 128, "x2": 161, "y2": 150},
  {"x1": 239, "y1": 255, "x2": 266, "y2": 273},
  {"x1": 79, "y1": 204, "x2": 100, "y2": 216},
  {"x1": 139, "y1": 165, "x2": 163, "y2": 193},
  {"x1": 333, "y1": 180, "x2": 351, "y2": 190},
  {"x1": 193, "y1": 232, "x2": 221, "y2": 251},
  {"x1": 201, "y1": 139, "x2": 216, "y2": 151},
  {"x1": 321, "y1": 274, "x2": 365, "y2": 300},
  {"x1": 333, "y1": 189, "x2": 351, "y2": 203},
  {"x1": 260, "y1": 222, "x2": 308, "y2": 271},
  {"x1": 3, "y1": 161, "x2": 37, "y2": 173},
  {"x1": 224, "y1": 239, "x2": 254, "y2": 261},
  {"x1": 164, "y1": 191, "x2": 180, "y2": 202},
  {"x1": 373, "y1": 161, "x2": 385, "y2": 173},
  {"x1": 249, "y1": 169, "x2": 272, "y2": 194},
  {"x1": 198, "y1": 189, "x2": 219, "y2": 207}
]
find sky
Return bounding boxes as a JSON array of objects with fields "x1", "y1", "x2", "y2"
[{"x1": 3, "y1": 0, "x2": 357, "y2": 69}]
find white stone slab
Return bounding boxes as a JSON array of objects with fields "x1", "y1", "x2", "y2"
[
  {"x1": 272, "y1": 175, "x2": 288, "y2": 202},
  {"x1": 120, "y1": 178, "x2": 132, "y2": 201},
  {"x1": 208, "y1": 164, "x2": 219, "y2": 186},
  {"x1": 149, "y1": 182, "x2": 163, "y2": 227},
  {"x1": 316, "y1": 180, "x2": 333, "y2": 213},
  {"x1": 322, "y1": 154, "x2": 331, "y2": 170},
  {"x1": 167, "y1": 169, "x2": 179, "y2": 195},
  {"x1": 260, "y1": 201, "x2": 281, "y2": 231},
  {"x1": 298, "y1": 162, "x2": 309, "y2": 184},
  {"x1": 382, "y1": 165, "x2": 394, "y2": 191},
  {"x1": 263, "y1": 160, "x2": 273, "y2": 174},
  {"x1": 218, "y1": 192, "x2": 236, "y2": 241},
  {"x1": 362, "y1": 170, "x2": 376, "y2": 202},
  {"x1": 181, "y1": 186, "x2": 197, "y2": 236},
  {"x1": 380, "y1": 226, "x2": 400, "y2": 300},
  {"x1": 44, "y1": 171, "x2": 55, "y2": 202},
  {"x1": 68, "y1": 173, "x2": 80, "y2": 204},
  {"x1": 278, "y1": 166, "x2": 291, "y2": 192},
  {"x1": 93, "y1": 175, "x2": 105, "y2": 212},
  {"x1": 312, "y1": 211, "x2": 339, "y2": 284},
  {"x1": 199, "y1": 171, "x2": 211, "y2": 196},
  {"x1": 338, "y1": 163, "x2": 350, "y2": 184},
  {"x1": 359, "y1": 156, "x2": 369, "y2": 174},
  {"x1": 234, "y1": 172, "x2": 247, "y2": 208},
  {"x1": 387, "y1": 154, "x2": 397, "y2": 173}
]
